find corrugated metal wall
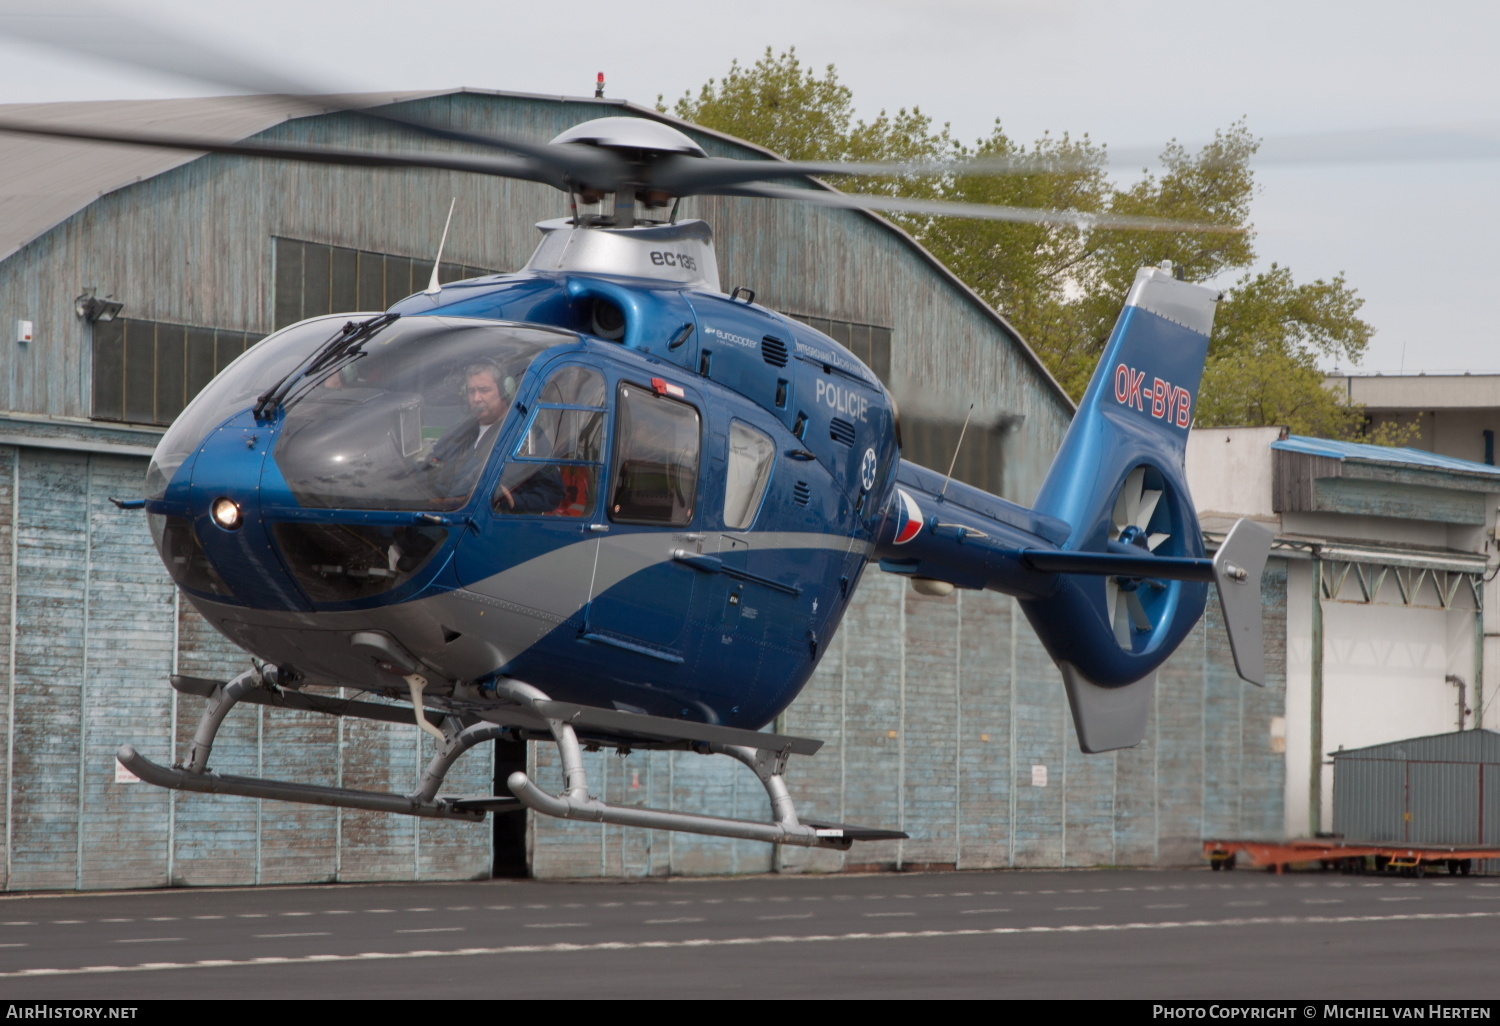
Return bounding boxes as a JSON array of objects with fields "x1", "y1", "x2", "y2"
[
  {"x1": 529, "y1": 566, "x2": 1289, "y2": 877},
  {"x1": 1332, "y1": 729, "x2": 1500, "y2": 847},
  {"x1": 0, "y1": 446, "x2": 492, "y2": 891}
]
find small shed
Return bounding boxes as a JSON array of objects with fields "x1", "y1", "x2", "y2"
[{"x1": 1332, "y1": 729, "x2": 1500, "y2": 845}]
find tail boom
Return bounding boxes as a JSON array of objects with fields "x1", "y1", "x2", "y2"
[{"x1": 871, "y1": 266, "x2": 1270, "y2": 754}]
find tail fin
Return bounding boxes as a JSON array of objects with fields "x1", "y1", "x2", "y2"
[{"x1": 1023, "y1": 266, "x2": 1221, "y2": 751}]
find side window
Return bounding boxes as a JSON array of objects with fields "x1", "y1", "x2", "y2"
[
  {"x1": 493, "y1": 365, "x2": 606, "y2": 517},
  {"x1": 724, "y1": 421, "x2": 775, "y2": 529},
  {"x1": 610, "y1": 382, "x2": 700, "y2": 525}
]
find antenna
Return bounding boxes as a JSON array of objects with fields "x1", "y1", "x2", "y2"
[
  {"x1": 938, "y1": 403, "x2": 975, "y2": 500},
  {"x1": 423, "y1": 198, "x2": 456, "y2": 296}
]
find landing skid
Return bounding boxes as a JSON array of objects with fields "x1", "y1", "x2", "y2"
[{"x1": 118, "y1": 669, "x2": 906, "y2": 851}]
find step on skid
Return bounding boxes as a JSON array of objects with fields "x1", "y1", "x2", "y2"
[{"x1": 118, "y1": 668, "x2": 906, "y2": 850}]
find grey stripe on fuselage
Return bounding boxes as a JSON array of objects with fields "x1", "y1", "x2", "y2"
[
  {"x1": 193, "y1": 530, "x2": 867, "y2": 690},
  {"x1": 444, "y1": 528, "x2": 865, "y2": 675},
  {"x1": 464, "y1": 528, "x2": 863, "y2": 621}
]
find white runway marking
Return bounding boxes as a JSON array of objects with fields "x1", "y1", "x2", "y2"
[
  {"x1": 645, "y1": 918, "x2": 704, "y2": 925},
  {"x1": 9, "y1": 910, "x2": 1500, "y2": 979},
  {"x1": 112, "y1": 937, "x2": 184, "y2": 944}
]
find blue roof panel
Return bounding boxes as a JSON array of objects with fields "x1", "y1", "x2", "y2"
[{"x1": 1271, "y1": 435, "x2": 1500, "y2": 480}]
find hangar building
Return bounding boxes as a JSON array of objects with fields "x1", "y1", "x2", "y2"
[{"x1": 0, "y1": 89, "x2": 1273, "y2": 888}]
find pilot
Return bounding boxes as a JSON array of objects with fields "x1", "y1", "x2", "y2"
[{"x1": 427, "y1": 360, "x2": 563, "y2": 513}]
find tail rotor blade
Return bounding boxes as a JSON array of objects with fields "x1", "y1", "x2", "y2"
[
  {"x1": 1122, "y1": 467, "x2": 1145, "y2": 525},
  {"x1": 1110, "y1": 582, "x2": 1133, "y2": 648},
  {"x1": 1135, "y1": 488, "x2": 1162, "y2": 530}
]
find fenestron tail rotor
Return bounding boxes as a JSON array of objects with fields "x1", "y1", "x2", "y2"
[{"x1": 1104, "y1": 466, "x2": 1171, "y2": 652}]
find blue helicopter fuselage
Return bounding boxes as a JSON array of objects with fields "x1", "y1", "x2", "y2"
[{"x1": 142, "y1": 258, "x2": 1066, "y2": 732}]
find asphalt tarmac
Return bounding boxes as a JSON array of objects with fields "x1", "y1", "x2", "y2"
[{"x1": 0, "y1": 867, "x2": 1495, "y2": 999}]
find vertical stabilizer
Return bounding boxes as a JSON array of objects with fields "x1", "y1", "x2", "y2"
[{"x1": 1023, "y1": 267, "x2": 1222, "y2": 751}]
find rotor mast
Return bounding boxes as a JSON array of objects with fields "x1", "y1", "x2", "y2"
[{"x1": 549, "y1": 117, "x2": 707, "y2": 229}]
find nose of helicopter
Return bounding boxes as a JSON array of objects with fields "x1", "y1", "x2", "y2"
[{"x1": 178, "y1": 410, "x2": 313, "y2": 611}]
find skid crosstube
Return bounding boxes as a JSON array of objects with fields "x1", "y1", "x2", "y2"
[{"x1": 121, "y1": 671, "x2": 905, "y2": 849}]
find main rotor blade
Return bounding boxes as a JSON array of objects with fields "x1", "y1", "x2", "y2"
[
  {"x1": 649, "y1": 151, "x2": 1091, "y2": 194},
  {"x1": 0, "y1": 1, "x2": 623, "y2": 187},
  {"x1": 1090, "y1": 123, "x2": 1500, "y2": 174},
  {"x1": 0, "y1": 118, "x2": 563, "y2": 185},
  {"x1": 718, "y1": 182, "x2": 1242, "y2": 234}
]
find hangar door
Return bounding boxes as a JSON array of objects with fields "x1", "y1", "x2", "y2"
[{"x1": 1312, "y1": 550, "x2": 1483, "y2": 832}]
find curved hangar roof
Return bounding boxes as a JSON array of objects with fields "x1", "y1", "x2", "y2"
[{"x1": 0, "y1": 89, "x2": 453, "y2": 263}]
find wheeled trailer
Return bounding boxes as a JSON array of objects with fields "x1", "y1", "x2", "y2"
[{"x1": 1203, "y1": 838, "x2": 1500, "y2": 876}]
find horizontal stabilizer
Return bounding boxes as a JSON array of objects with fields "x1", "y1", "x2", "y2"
[
  {"x1": 1058, "y1": 661, "x2": 1156, "y2": 753},
  {"x1": 1212, "y1": 518, "x2": 1276, "y2": 686},
  {"x1": 1023, "y1": 548, "x2": 1216, "y2": 582}
]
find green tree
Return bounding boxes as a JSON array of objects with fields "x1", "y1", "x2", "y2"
[{"x1": 669, "y1": 51, "x2": 1383, "y2": 440}]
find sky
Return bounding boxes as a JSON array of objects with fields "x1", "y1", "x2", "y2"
[{"x1": 0, "y1": 0, "x2": 1493, "y2": 375}]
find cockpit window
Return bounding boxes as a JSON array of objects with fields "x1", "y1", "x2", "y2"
[
  {"x1": 271, "y1": 319, "x2": 565, "y2": 510},
  {"x1": 494, "y1": 364, "x2": 606, "y2": 517}
]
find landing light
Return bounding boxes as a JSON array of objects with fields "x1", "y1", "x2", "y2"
[{"x1": 211, "y1": 497, "x2": 242, "y2": 531}]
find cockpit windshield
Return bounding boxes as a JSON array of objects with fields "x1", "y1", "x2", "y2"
[
  {"x1": 145, "y1": 313, "x2": 375, "y2": 500},
  {"x1": 271, "y1": 319, "x2": 566, "y2": 511}
]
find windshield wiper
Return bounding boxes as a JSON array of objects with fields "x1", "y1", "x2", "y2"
[{"x1": 253, "y1": 313, "x2": 400, "y2": 421}]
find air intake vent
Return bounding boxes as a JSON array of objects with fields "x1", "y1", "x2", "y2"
[
  {"x1": 762, "y1": 336, "x2": 788, "y2": 367},
  {"x1": 829, "y1": 418, "x2": 856, "y2": 446},
  {"x1": 793, "y1": 481, "x2": 811, "y2": 506}
]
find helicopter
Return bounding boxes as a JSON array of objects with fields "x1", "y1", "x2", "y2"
[{"x1": 0, "y1": 25, "x2": 1274, "y2": 850}]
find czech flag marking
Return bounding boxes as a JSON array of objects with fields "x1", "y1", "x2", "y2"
[{"x1": 892, "y1": 489, "x2": 924, "y2": 544}]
